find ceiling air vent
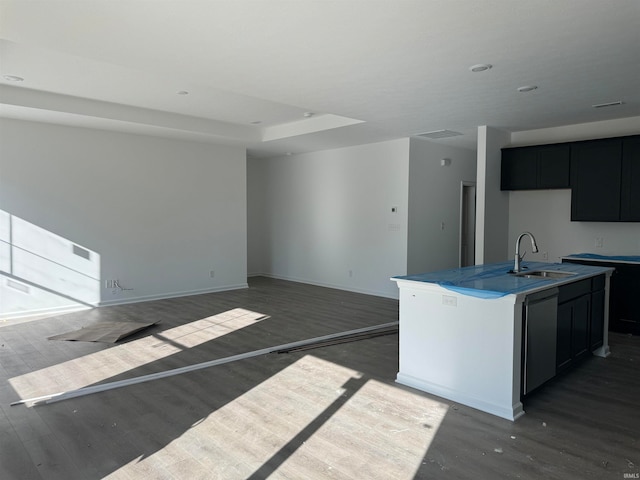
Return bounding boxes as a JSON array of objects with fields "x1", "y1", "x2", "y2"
[{"x1": 416, "y1": 129, "x2": 463, "y2": 139}]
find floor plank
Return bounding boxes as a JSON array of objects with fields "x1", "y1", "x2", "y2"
[{"x1": 0, "y1": 276, "x2": 638, "y2": 479}]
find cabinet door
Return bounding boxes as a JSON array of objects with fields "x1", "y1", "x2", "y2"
[
  {"x1": 524, "y1": 296, "x2": 558, "y2": 394},
  {"x1": 590, "y1": 289, "x2": 605, "y2": 351},
  {"x1": 621, "y1": 136, "x2": 640, "y2": 221},
  {"x1": 538, "y1": 144, "x2": 571, "y2": 189},
  {"x1": 571, "y1": 295, "x2": 590, "y2": 361},
  {"x1": 556, "y1": 302, "x2": 572, "y2": 371},
  {"x1": 610, "y1": 264, "x2": 640, "y2": 334},
  {"x1": 570, "y1": 138, "x2": 622, "y2": 221},
  {"x1": 501, "y1": 148, "x2": 538, "y2": 190}
]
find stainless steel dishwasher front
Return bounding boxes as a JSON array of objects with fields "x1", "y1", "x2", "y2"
[{"x1": 523, "y1": 288, "x2": 559, "y2": 395}]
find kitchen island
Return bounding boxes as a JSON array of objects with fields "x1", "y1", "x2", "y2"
[{"x1": 392, "y1": 261, "x2": 613, "y2": 421}]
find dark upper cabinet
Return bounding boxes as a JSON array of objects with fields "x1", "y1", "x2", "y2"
[
  {"x1": 501, "y1": 144, "x2": 570, "y2": 190},
  {"x1": 503, "y1": 134, "x2": 639, "y2": 221},
  {"x1": 501, "y1": 148, "x2": 537, "y2": 190},
  {"x1": 621, "y1": 136, "x2": 640, "y2": 221},
  {"x1": 538, "y1": 144, "x2": 572, "y2": 188},
  {"x1": 570, "y1": 138, "x2": 623, "y2": 221}
]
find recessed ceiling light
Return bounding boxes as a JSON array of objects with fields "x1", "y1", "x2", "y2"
[
  {"x1": 3, "y1": 74, "x2": 24, "y2": 82},
  {"x1": 517, "y1": 85, "x2": 538, "y2": 93},
  {"x1": 176, "y1": 90, "x2": 189, "y2": 95},
  {"x1": 592, "y1": 100, "x2": 623, "y2": 109},
  {"x1": 303, "y1": 112, "x2": 315, "y2": 118},
  {"x1": 469, "y1": 64, "x2": 492, "y2": 73}
]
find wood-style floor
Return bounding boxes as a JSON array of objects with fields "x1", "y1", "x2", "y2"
[{"x1": 1, "y1": 276, "x2": 638, "y2": 480}]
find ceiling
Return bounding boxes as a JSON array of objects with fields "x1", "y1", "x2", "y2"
[{"x1": 1, "y1": 0, "x2": 639, "y2": 158}]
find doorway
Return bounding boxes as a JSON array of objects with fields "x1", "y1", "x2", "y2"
[{"x1": 459, "y1": 182, "x2": 476, "y2": 267}]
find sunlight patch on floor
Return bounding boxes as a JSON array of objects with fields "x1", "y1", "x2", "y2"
[
  {"x1": 9, "y1": 308, "x2": 267, "y2": 404},
  {"x1": 109, "y1": 354, "x2": 448, "y2": 480}
]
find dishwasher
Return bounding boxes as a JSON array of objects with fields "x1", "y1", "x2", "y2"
[{"x1": 523, "y1": 288, "x2": 559, "y2": 395}]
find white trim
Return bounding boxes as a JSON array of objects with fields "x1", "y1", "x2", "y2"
[
  {"x1": 396, "y1": 372, "x2": 525, "y2": 421},
  {"x1": 459, "y1": 180, "x2": 476, "y2": 268},
  {"x1": 0, "y1": 304, "x2": 93, "y2": 321},
  {"x1": 98, "y1": 283, "x2": 249, "y2": 307},
  {"x1": 257, "y1": 273, "x2": 398, "y2": 300}
]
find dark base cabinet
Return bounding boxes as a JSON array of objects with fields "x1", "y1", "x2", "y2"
[
  {"x1": 556, "y1": 278, "x2": 596, "y2": 374},
  {"x1": 525, "y1": 275, "x2": 606, "y2": 397},
  {"x1": 556, "y1": 301, "x2": 572, "y2": 371},
  {"x1": 563, "y1": 259, "x2": 640, "y2": 335},
  {"x1": 590, "y1": 279, "x2": 605, "y2": 349}
]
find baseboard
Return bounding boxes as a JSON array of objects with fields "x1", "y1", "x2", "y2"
[
  {"x1": 0, "y1": 304, "x2": 93, "y2": 321},
  {"x1": 3, "y1": 276, "x2": 390, "y2": 319},
  {"x1": 395, "y1": 372, "x2": 524, "y2": 422},
  {"x1": 98, "y1": 283, "x2": 249, "y2": 307},
  {"x1": 256, "y1": 273, "x2": 398, "y2": 300}
]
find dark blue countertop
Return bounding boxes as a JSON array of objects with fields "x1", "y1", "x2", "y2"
[
  {"x1": 393, "y1": 261, "x2": 613, "y2": 299},
  {"x1": 563, "y1": 253, "x2": 640, "y2": 264}
]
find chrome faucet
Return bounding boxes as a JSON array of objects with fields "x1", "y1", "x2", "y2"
[{"x1": 514, "y1": 231, "x2": 539, "y2": 273}]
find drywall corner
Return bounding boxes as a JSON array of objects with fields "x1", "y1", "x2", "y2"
[{"x1": 476, "y1": 126, "x2": 511, "y2": 265}]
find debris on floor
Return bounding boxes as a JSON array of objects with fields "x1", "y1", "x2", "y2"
[{"x1": 47, "y1": 320, "x2": 159, "y2": 343}]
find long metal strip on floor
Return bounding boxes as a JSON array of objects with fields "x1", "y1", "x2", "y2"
[
  {"x1": 274, "y1": 325, "x2": 399, "y2": 353},
  {"x1": 10, "y1": 321, "x2": 398, "y2": 407}
]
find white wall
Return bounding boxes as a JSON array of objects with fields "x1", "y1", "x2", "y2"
[
  {"x1": 476, "y1": 126, "x2": 511, "y2": 264},
  {"x1": 247, "y1": 139, "x2": 410, "y2": 298},
  {"x1": 247, "y1": 156, "x2": 269, "y2": 275},
  {"x1": 508, "y1": 190, "x2": 640, "y2": 261},
  {"x1": 510, "y1": 116, "x2": 640, "y2": 146},
  {"x1": 406, "y1": 138, "x2": 477, "y2": 274},
  {"x1": 507, "y1": 116, "x2": 640, "y2": 261},
  {"x1": 0, "y1": 118, "x2": 247, "y2": 317}
]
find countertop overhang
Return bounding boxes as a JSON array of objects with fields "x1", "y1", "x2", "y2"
[
  {"x1": 392, "y1": 261, "x2": 614, "y2": 300},
  {"x1": 563, "y1": 253, "x2": 640, "y2": 265}
]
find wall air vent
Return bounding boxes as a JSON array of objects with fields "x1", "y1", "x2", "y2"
[
  {"x1": 72, "y1": 244, "x2": 91, "y2": 260},
  {"x1": 592, "y1": 101, "x2": 623, "y2": 109},
  {"x1": 416, "y1": 129, "x2": 463, "y2": 139}
]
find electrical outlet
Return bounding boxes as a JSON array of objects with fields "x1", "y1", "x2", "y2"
[
  {"x1": 542, "y1": 252, "x2": 548, "y2": 260},
  {"x1": 209, "y1": 270, "x2": 215, "y2": 278},
  {"x1": 442, "y1": 295, "x2": 457, "y2": 307},
  {"x1": 349, "y1": 270, "x2": 353, "y2": 278},
  {"x1": 595, "y1": 237, "x2": 604, "y2": 248}
]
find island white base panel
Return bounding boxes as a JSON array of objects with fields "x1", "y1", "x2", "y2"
[
  {"x1": 394, "y1": 281, "x2": 525, "y2": 422},
  {"x1": 396, "y1": 373, "x2": 525, "y2": 421}
]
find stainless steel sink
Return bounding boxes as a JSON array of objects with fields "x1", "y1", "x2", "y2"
[{"x1": 514, "y1": 270, "x2": 577, "y2": 279}]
